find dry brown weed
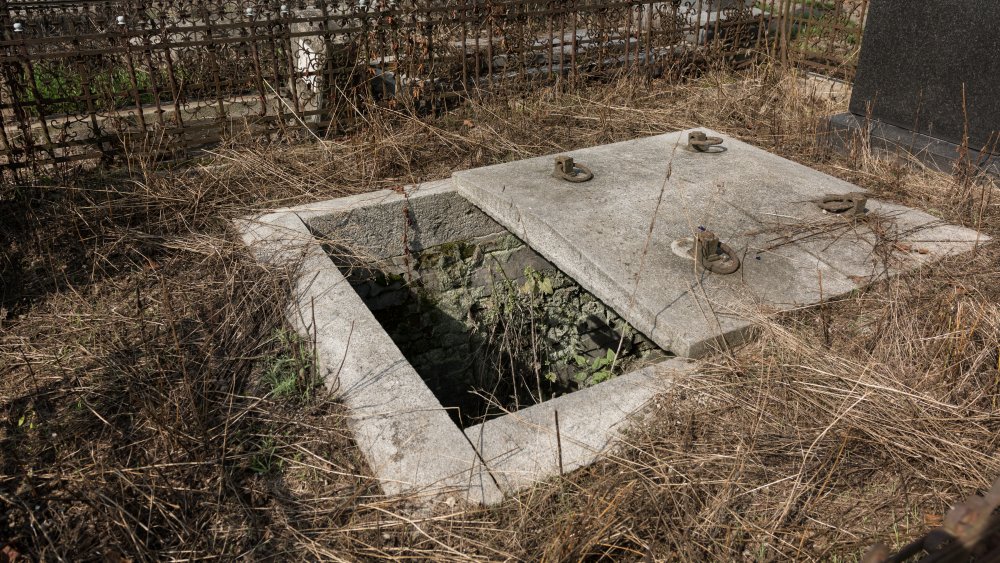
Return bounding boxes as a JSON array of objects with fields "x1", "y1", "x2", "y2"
[{"x1": 2, "y1": 63, "x2": 998, "y2": 560}]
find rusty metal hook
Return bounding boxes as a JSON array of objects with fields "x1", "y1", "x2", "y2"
[
  {"x1": 695, "y1": 231, "x2": 740, "y2": 275},
  {"x1": 688, "y1": 130, "x2": 725, "y2": 153},
  {"x1": 553, "y1": 155, "x2": 593, "y2": 183},
  {"x1": 817, "y1": 192, "x2": 867, "y2": 217}
]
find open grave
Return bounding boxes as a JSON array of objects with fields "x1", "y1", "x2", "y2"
[
  {"x1": 239, "y1": 128, "x2": 989, "y2": 507},
  {"x1": 325, "y1": 209, "x2": 669, "y2": 429}
]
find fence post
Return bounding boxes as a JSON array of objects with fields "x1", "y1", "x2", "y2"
[
  {"x1": 781, "y1": 0, "x2": 793, "y2": 64},
  {"x1": 290, "y1": 6, "x2": 327, "y2": 127}
]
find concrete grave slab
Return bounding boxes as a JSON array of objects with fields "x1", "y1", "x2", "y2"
[
  {"x1": 239, "y1": 185, "x2": 503, "y2": 508},
  {"x1": 238, "y1": 181, "x2": 692, "y2": 508},
  {"x1": 454, "y1": 128, "x2": 990, "y2": 357},
  {"x1": 239, "y1": 129, "x2": 987, "y2": 507}
]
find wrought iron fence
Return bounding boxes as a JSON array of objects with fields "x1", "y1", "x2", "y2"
[{"x1": 0, "y1": 0, "x2": 867, "y2": 177}]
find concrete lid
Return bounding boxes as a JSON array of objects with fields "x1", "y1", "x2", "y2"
[{"x1": 454, "y1": 128, "x2": 989, "y2": 357}]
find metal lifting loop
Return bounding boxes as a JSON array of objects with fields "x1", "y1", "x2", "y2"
[
  {"x1": 695, "y1": 231, "x2": 740, "y2": 275},
  {"x1": 817, "y1": 192, "x2": 867, "y2": 217},
  {"x1": 688, "y1": 130, "x2": 725, "y2": 153},
  {"x1": 552, "y1": 155, "x2": 594, "y2": 183}
]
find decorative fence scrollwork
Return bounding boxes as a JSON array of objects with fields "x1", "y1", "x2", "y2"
[{"x1": 0, "y1": 0, "x2": 868, "y2": 178}]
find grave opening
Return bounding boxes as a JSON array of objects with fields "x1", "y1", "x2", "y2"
[
  {"x1": 244, "y1": 131, "x2": 990, "y2": 503},
  {"x1": 330, "y1": 231, "x2": 668, "y2": 428}
]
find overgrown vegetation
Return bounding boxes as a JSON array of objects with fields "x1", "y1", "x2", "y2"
[
  {"x1": 474, "y1": 264, "x2": 651, "y2": 411},
  {"x1": 25, "y1": 62, "x2": 158, "y2": 116},
  {"x1": 1, "y1": 62, "x2": 998, "y2": 560},
  {"x1": 262, "y1": 328, "x2": 319, "y2": 402},
  {"x1": 347, "y1": 236, "x2": 654, "y2": 427}
]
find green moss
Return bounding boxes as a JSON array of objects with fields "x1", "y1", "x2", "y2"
[{"x1": 371, "y1": 270, "x2": 406, "y2": 286}]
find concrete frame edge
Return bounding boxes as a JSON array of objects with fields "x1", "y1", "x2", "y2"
[{"x1": 236, "y1": 205, "x2": 504, "y2": 508}]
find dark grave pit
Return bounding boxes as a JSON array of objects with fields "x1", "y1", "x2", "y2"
[{"x1": 333, "y1": 216, "x2": 666, "y2": 428}]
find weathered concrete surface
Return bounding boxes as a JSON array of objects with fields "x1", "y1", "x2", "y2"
[
  {"x1": 454, "y1": 129, "x2": 990, "y2": 357},
  {"x1": 239, "y1": 180, "x2": 701, "y2": 505},
  {"x1": 303, "y1": 180, "x2": 503, "y2": 261},
  {"x1": 453, "y1": 130, "x2": 855, "y2": 356},
  {"x1": 465, "y1": 358, "x2": 696, "y2": 493},
  {"x1": 748, "y1": 193, "x2": 990, "y2": 281},
  {"x1": 237, "y1": 193, "x2": 503, "y2": 507}
]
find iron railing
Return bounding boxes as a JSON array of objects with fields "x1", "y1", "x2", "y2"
[{"x1": 0, "y1": 0, "x2": 868, "y2": 177}]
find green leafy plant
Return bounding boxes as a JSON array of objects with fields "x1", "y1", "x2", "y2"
[
  {"x1": 572, "y1": 348, "x2": 617, "y2": 386},
  {"x1": 250, "y1": 436, "x2": 283, "y2": 475},
  {"x1": 520, "y1": 267, "x2": 554, "y2": 296},
  {"x1": 23, "y1": 62, "x2": 186, "y2": 117},
  {"x1": 17, "y1": 407, "x2": 36, "y2": 430},
  {"x1": 263, "y1": 329, "x2": 318, "y2": 402}
]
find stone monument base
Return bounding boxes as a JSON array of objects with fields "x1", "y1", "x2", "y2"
[{"x1": 824, "y1": 113, "x2": 999, "y2": 176}]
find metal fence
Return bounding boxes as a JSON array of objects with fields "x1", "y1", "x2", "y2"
[{"x1": 0, "y1": 0, "x2": 867, "y2": 177}]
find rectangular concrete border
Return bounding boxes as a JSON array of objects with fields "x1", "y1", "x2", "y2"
[{"x1": 237, "y1": 180, "x2": 695, "y2": 507}]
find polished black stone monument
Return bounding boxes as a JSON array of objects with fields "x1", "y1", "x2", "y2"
[{"x1": 828, "y1": 0, "x2": 999, "y2": 173}]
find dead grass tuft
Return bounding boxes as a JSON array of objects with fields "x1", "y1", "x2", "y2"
[{"x1": 2, "y1": 62, "x2": 998, "y2": 560}]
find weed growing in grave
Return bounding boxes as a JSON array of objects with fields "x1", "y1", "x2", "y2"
[
  {"x1": 520, "y1": 267, "x2": 555, "y2": 297},
  {"x1": 481, "y1": 265, "x2": 644, "y2": 405},
  {"x1": 263, "y1": 328, "x2": 319, "y2": 402},
  {"x1": 15, "y1": 407, "x2": 36, "y2": 431},
  {"x1": 570, "y1": 348, "x2": 618, "y2": 386}
]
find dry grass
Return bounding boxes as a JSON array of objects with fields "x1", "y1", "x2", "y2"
[{"x1": 2, "y1": 62, "x2": 998, "y2": 561}]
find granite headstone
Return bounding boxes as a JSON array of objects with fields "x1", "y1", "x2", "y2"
[{"x1": 829, "y1": 0, "x2": 999, "y2": 172}]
